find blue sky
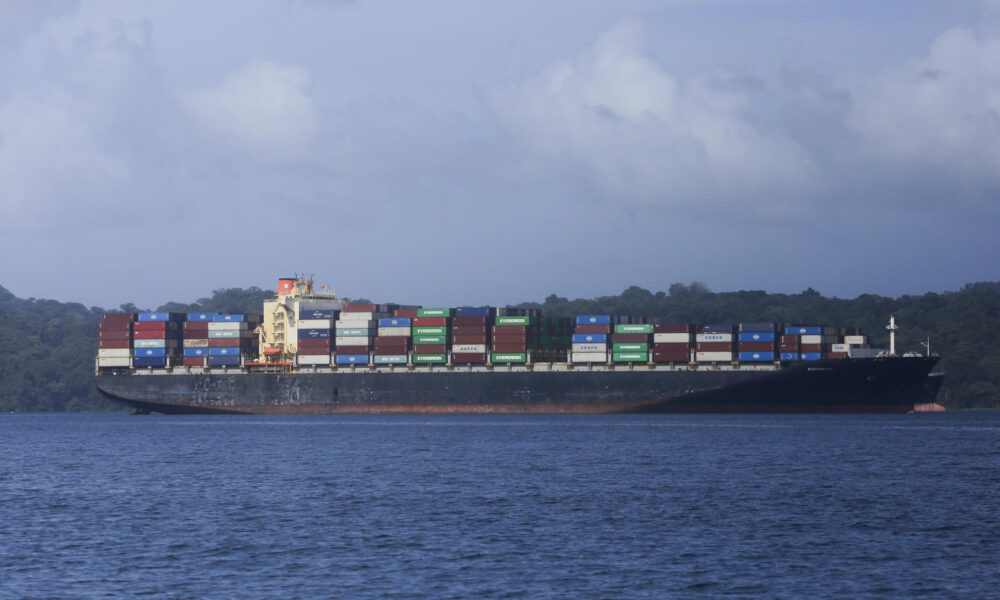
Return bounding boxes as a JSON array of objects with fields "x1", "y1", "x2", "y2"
[{"x1": 1, "y1": 0, "x2": 998, "y2": 309}]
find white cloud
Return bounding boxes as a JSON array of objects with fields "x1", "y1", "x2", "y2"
[{"x1": 181, "y1": 61, "x2": 321, "y2": 163}]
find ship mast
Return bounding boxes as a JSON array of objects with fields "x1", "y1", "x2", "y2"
[{"x1": 886, "y1": 315, "x2": 898, "y2": 356}]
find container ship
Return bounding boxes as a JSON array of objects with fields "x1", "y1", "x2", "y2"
[{"x1": 95, "y1": 277, "x2": 942, "y2": 414}]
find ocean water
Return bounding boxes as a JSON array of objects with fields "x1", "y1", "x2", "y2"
[{"x1": 2, "y1": 413, "x2": 998, "y2": 599}]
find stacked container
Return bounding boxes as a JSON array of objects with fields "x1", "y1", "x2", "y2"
[
  {"x1": 652, "y1": 324, "x2": 692, "y2": 363},
  {"x1": 411, "y1": 308, "x2": 452, "y2": 365},
  {"x1": 612, "y1": 321, "x2": 653, "y2": 363},
  {"x1": 374, "y1": 315, "x2": 411, "y2": 365},
  {"x1": 298, "y1": 308, "x2": 337, "y2": 366},
  {"x1": 98, "y1": 313, "x2": 135, "y2": 368},
  {"x1": 490, "y1": 310, "x2": 533, "y2": 364},
  {"x1": 182, "y1": 312, "x2": 214, "y2": 367},
  {"x1": 695, "y1": 324, "x2": 734, "y2": 363},
  {"x1": 784, "y1": 325, "x2": 823, "y2": 360},
  {"x1": 335, "y1": 304, "x2": 392, "y2": 366},
  {"x1": 208, "y1": 313, "x2": 247, "y2": 367},
  {"x1": 737, "y1": 323, "x2": 777, "y2": 363},
  {"x1": 451, "y1": 307, "x2": 487, "y2": 364},
  {"x1": 133, "y1": 312, "x2": 182, "y2": 368},
  {"x1": 533, "y1": 317, "x2": 573, "y2": 363},
  {"x1": 572, "y1": 315, "x2": 611, "y2": 363}
]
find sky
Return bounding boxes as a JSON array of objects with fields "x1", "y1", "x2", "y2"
[{"x1": 1, "y1": 0, "x2": 998, "y2": 310}]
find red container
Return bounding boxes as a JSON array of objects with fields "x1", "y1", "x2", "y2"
[
  {"x1": 826, "y1": 352, "x2": 848, "y2": 359},
  {"x1": 654, "y1": 323, "x2": 690, "y2": 334},
  {"x1": 184, "y1": 334, "x2": 209, "y2": 341},
  {"x1": 98, "y1": 339, "x2": 131, "y2": 349},
  {"x1": 452, "y1": 316, "x2": 488, "y2": 326},
  {"x1": 413, "y1": 317, "x2": 448, "y2": 326},
  {"x1": 492, "y1": 325, "x2": 527, "y2": 334},
  {"x1": 413, "y1": 344, "x2": 447, "y2": 354},
  {"x1": 452, "y1": 334, "x2": 487, "y2": 345},
  {"x1": 134, "y1": 321, "x2": 172, "y2": 332},
  {"x1": 738, "y1": 342, "x2": 774, "y2": 351},
  {"x1": 298, "y1": 346, "x2": 330, "y2": 355},
  {"x1": 182, "y1": 357, "x2": 206, "y2": 367},
  {"x1": 575, "y1": 325, "x2": 611, "y2": 334},
  {"x1": 335, "y1": 345, "x2": 369, "y2": 355},
  {"x1": 696, "y1": 342, "x2": 732, "y2": 351},
  {"x1": 612, "y1": 333, "x2": 649, "y2": 343},
  {"x1": 344, "y1": 304, "x2": 377, "y2": 312},
  {"x1": 209, "y1": 338, "x2": 240, "y2": 347},
  {"x1": 298, "y1": 339, "x2": 331, "y2": 349},
  {"x1": 652, "y1": 342, "x2": 689, "y2": 352},
  {"x1": 133, "y1": 330, "x2": 168, "y2": 340},
  {"x1": 183, "y1": 322, "x2": 210, "y2": 333},
  {"x1": 452, "y1": 325, "x2": 487, "y2": 334},
  {"x1": 99, "y1": 330, "x2": 132, "y2": 340},
  {"x1": 780, "y1": 344, "x2": 800, "y2": 352},
  {"x1": 394, "y1": 308, "x2": 419, "y2": 318},
  {"x1": 780, "y1": 335, "x2": 800, "y2": 343},
  {"x1": 800, "y1": 343, "x2": 823, "y2": 352},
  {"x1": 102, "y1": 313, "x2": 136, "y2": 325},
  {"x1": 492, "y1": 343, "x2": 527, "y2": 352},
  {"x1": 493, "y1": 333, "x2": 527, "y2": 344},
  {"x1": 653, "y1": 351, "x2": 690, "y2": 363},
  {"x1": 452, "y1": 353, "x2": 487, "y2": 364}
]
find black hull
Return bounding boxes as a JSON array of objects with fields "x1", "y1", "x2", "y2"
[{"x1": 96, "y1": 357, "x2": 939, "y2": 415}]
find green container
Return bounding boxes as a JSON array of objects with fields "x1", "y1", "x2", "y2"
[
  {"x1": 413, "y1": 335, "x2": 447, "y2": 345},
  {"x1": 613, "y1": 352, "x2": 647, "y2": 362},
  {"x1": 418, "y1": 308, "x2": 453, "y2": 317},
  {"x1": 412, "y1": 353, "x2": 447, "y2": 364},
  {"x1": 614, "y1": 324, "x2": 653, "y2": 334},
  {"x1": 373, "y1": 355, "x2": 407, "y2": 364},
  {"x1": 494, "y1": 316, "x2": 531, "y2": 326},
  {"x1": 413, "y1": 326, "x2": 447, "y2": 335},
  {"x1": 613, "y1": 342, "x2": 649, "y2": 352},
  {"x1": 491, "y1": 353, "x2": 527, "y2": 363}
]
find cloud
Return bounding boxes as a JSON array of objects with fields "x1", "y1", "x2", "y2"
[
  {"x1": 489, "y1": 19, "x2": 819, "y2": 218},
  {"x1": 181, "y1": 61, "x2": 321, "y2": 163}
]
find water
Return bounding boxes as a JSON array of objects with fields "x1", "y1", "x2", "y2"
[{"x1": 2, "y1": 413, "x2": 998, "y2": 599}]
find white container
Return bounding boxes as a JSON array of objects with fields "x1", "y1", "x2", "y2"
[
  {"x1": 298, "y1": 319, "x2": 332, "y2": 329},
  {"x1": 335, "y1": 337, "x2": 371, "y2": 347},
  {"x1": 377, "y1": 327, "x2": 411, "y2": 337},
  {"x1": 298, "y1": 354, "x2": 331, "y2": 365},
  {"x1": 453, "y1": 344, "x2": 486, "y2": 353},
  {"x1": 831, "y1": 343, "x2": 848, "y2": 352},
  {"x1": 98, "y1": 357, "x2": 131, "y2": 367},
  {"x1": 134, "y1": 339, "x2": 166, "y2": 348},
  {"x1": 208, "y1": 321, "x2": 246, "y2": 331},
  {"x1": 572, "y1": 343, "x2": 606, "y2": 353},
  {"x1": 98, "y1": 348, "x2": 131, "y2": 358},
  {"x1": 696, "y1": 333, "x2": 732, "y2": 343},
  {"x1": 571, "y1": 352, "x2": 607, "y2": 363},
  {"x1": 183, "y1": 339, "x2": 209, "y2": 348},
  {"x1": 696, "y1": 351, "x2": 733, "y2": 362},
  {"x1": 654, "y1": 333, "x2": 690, "y2": 344},
  {"x1": 339, "y1": 312, "x2": 375, "y2": 322},
  {"x1": 800, "y1": 335, "x2": 823, "y2": 344},
  {"x1": 843, "y1": 335, "x2": 867, "y2": 345},
  {"x1": 335, "y1": 319, "x2": 375, "y2": 329}
]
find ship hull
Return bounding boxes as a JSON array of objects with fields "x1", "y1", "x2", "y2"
[{"x1": 96, "y1": 356, "x2": 939, "y2": 415}]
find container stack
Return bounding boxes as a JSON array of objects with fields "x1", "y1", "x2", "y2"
[
  {"x1": 652, "y1": 324, "x2": 692, "y2": 363},
  {"x1": 490, "y1": 310, "x2": 533, "y2": 364},
  {"x1": 374, "y1": 315, "x2": 411, "y2": 365},
  {"x1": 133, "y1": 312, "x2": 182, "y2": 368},
  {"x1": 572, "y1": 315, "x2": 611, "y2": 363},
  {"x1": 335, "y1": 303, "x2": 393, "y2": 366},
  {"x1": 298, "y1": 308, "x2": 337, "y2": 366},
  {"x1": 737, "y1": 323, "x2": 777, "y2": 363},
  {"x1": 182, "y1": 312, "x2": 214, "y2": 367},
  {"x1": 533, "y1": 317, "x2": 573, "y2": 363},
  {"x1": 695, "y1": 324, "x2": 734, "y2": 363},
  {"x1": 98, "y1": 313, "x2": 135, "y2": 368},
  {"x1": 612, "y1": 321, "x2": 653, "y2": 363},
  {"x1": 451, "y1": 307, "x2": 487, "y2": 365},
  {"x1": 784, "y1": 325, "x2": 824, "y2": 360},
  {"x1": 208, "y1": 313, "x2": 248, "y2": 367}
]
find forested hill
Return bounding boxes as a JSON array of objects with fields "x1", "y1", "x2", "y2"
[{"x1": 0, "y1": 282, "x2": 998, "y2": 411}]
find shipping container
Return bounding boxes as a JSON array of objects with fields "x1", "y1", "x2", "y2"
[
  {"x1": 213, "y1": 313, "x2": 245, "y2": 322},
  {"x1": 696, "y1": 342, "x2": 732, "y2": 352},
  {"x1": 454, "y1": 307, "x2": 491, "y2": 317},
  {"x1": 209, "y1": 347, "x2": 240, "y2": 357},
  {"x1": 831, "y1": 343, "x2": 849, "y2": 353},
  {"x1": 339, "y1": 312, "x2": 376, "y2": 322},
  {"x1": 572, "y1": 343, "x2": 606, "y2": 353},
  {"x1": 653, "y1": 324, "x2": 690, "y2": 334},
  {"x1": 98, "y1": 357, "x2": 131, "y2": 367},
  {"x1": 573, "y1": 325, "x2": 611, "y2": 334},
  {"x1": 696, "y1": 352, "x2": 733, "y2": 362},
  {"x1": 207, "y1": 356, "x2": 240, "y2": 366},
  {"x1": 739, "y1": 323, "x2": 776, "y2": 332},
  {"x1": 412, "y1": 354, "x2": 447, "y2": 364},
  {"x1": 98, "y1": 339, "x2": 131, "y2": 349},
  {"x1": 453, "y1": 344, "x2": 487, "y2": 353},
  {"x1": 378, "y1": 317, "x2": 412, "y2": 327},
  {"x1": 181, "y1": 357, "x2": 206, "y2": 367},
  {"x1": 209, "y1": 330, "x2": 242, "y2": 339},
  {"x1": 800, "y1": 344, "x2": 823, "y2": 353},
  {"x1": 576, "y1": 315, "x2": 611, "y2": 326},
  {"x1": 335, "y1": 345, "x2": 370, "y2": 354},
  {"x1": 412, "y1": 344, "x2": 447, "y2": 354},
  {"x1": 452, "y1": 353, "x2": 487, "y2": 364},
  {"x1": 298, "y1": 354, "x2": 331, "y2": 365},
  {"x1": 208, "y1": 339, "x2": 241, "y2": 347},
  {"x1": 297, "y1": 319, "x2": 332, "y2": 329},
  {"x1": 412, "y1": 317, "x2": 448, "y2": 326},
  {"x1": 413, "y1": 336, "x2": 447, "y2": 345},
  {"x1": 299, "y1": 309, "x2": 337, "y2": 320},
  {"x1": 133, "y1": 347, "x2": 167, "y2": 358},
  {"x1": 133, "y1": 356, "x2": 167, "y2": 368},
  {"x1": 452, "y1": 316, "x2": 488, "y2": 326},
  {"x1": 99, "y1": 330, "x2": 132, "y2": 339},
  {"x1": 780, "y1": 352, "x2": 799, "y2": 361},
  {"x1": 344, "y1": 304, "x2": 377, "y2": 313},
  {"x1": 187, "y1": 312, "x2": 216, "y2": 322},
  {"x1": 571, "y1": 352, "x2": 608, "y2": 363},
  {"x1": 298, "y1": 339, "x2": 331, "y2": 348},
  {"x1": 572, "y1": 333, "x2": 608, "y2": 344},
  {"x1": 335, "y1": 319, "x2": 375, "y2": 329},
  {"x1": 417, "y1": 308, "x2": 453, "y2": 317},
  {"x1": 335, "y1": 354, "x2": 369, "y2": 365},
  {"x1": 612, "y1": 352, "x2": 646, "y2": 362},
  {"x1": 98, "y1": 348, "x2": 131, "y2": 358},
  {"x1": 653, "y1": 333, "x2": 690, "y2": 344},
  {"x1": 134, "y1": 339, "x2": 168, "y2": 348},
  {"x1": 786, "y1": 326, "x2": 822, "y2": 335},
  {"x1": 614, "y1": 324, "x2": 653, "y2": 334},
  {"x1": 298, "y1": 346, "x2": 331, "y2": 355},
  {"x1": 492, "y1": 343, "x2": 528, "y2": 353},
  {"x1": 696, "y1": 333, "x2": 733, "y2": 343},
  {"x1": 701, "y1": 324, "x2": 733, "y2": 333},
  {"x1": 738, "y1": 351, "x2": 775, "y2": 362},
  {"x1": 652, "y1": 342, "x2": 690, "y2": 352},
  {"x1": 652, "y1": 351, "x2": 689, "y2": 363},
  {"x1": 102, "y1": 313, "x2": 136, "y2": 325},
  {"x1": 738, "y1": 332, "x2": 776, "y2": 342},
  {"x1": 800, "y1": 334, "x2": 822, "y2": 344},
  {"x1": 133, "y1": 322, "x2": 173, "y2": 332},
  {"x1": 336, "y1": 328, "x2": 371, "y2": 337},
  {"x1": 377, "y1": 327, "x2": 411, "y2": 337},
  {"x1": 207, "y1": 322, "x2": 246, "y2": 331},
  {"x1": 183, "y1": 339, "x2": 210, "y2": 348},
  {"x1": 137, "y1": 312, "x2": 173, "y2": 322},
  {"x1": 183, "y1": 348, "x2": 209, "y2": 357},
  {"x1": 373, "y1": 355, "x2": 408, "y2": 364},
  {"x1": 737, "y1": 342, "x2": 774, "y2": 352},
  {"x1": 613, "y1": 343, "x2": 648, "y2": 352},
  {"x1": 297, "y1": 328, "x2": 331, "y2": 340},
  {"x1": 414, "y1": 326, "x2": 448, "y2": 336},
  {"x1": 495, "y1": 316, "x2": 531, "y2": 326},
  {"x1": 843, "y1": 335, "x2": 867, "y2": 345},
  {"x1": 491, "y1": 353, "x2": 527, "y2": 363}
]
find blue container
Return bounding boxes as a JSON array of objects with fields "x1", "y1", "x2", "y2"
[
  {"x1": 455, "y1": 307, "x2": 490, "y2": 317},
  {"x1": 207, "y1": 356, "x2": 240, "y2": 367},
  {"x1": 738, "y1": 332, "x2": 776, "y2": 342},
  {"x1": 133, "y1": 356, "x2": 167, "y2": 368},
  {"x1": 213, "y1": 313, "x2": 245, "y2": 322},
  {"x1": 335, "y1": 354, "x2": 370, "y2": 365},
  {"x1": 183, "y1": 348, "x2": 208, "y2": 357},
  {"x1": 702, "y1": 324, "x2": 733, "y2": 333},
  {"x1": 800, "y1": 352, "x2": 822, "y2": 361},
  {"x1": 785, "y1": 326, "x2": 822, "y2": 335},
  {"x1": 738, "y1": 351, "x2": 775, "y2": 362},
  {"x1": 133, "y1": 347, "x2": 166, "y2": 358},
  {"x1": 186, "y1": 312, "x2": 216, "y2": 322},
  {"x1": 138, "y1": 312, "x2": 171, "y2": 322},
  {"x1": 575, "y1": 315, "x2": 611, "y2": 326},
  {"x1": 572, "y1": 333, "x2": 608, "y2": 344},
  {"x1": 780, "y1": 352, "x2": 800, "y2": 361},
  {"x1": 209, "y1": 347, "x2": 240, "y2": 357},
  {"x1": 378, "y1": 317, "x2": 412, "y2": 327},
  {"x1": 300, "y1": 309, "x2": 337, "y2": 320},
  {"x1": 298, "y1": 328, "x2": 331, "y2": 339}
]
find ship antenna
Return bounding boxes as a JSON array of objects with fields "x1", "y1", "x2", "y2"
[
  {"x1": 920, "y1": 337, "x2": 931, "y2": 357},
  {"x1": 886, "y1": 315, "x2": 898, "y2": 356}
]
